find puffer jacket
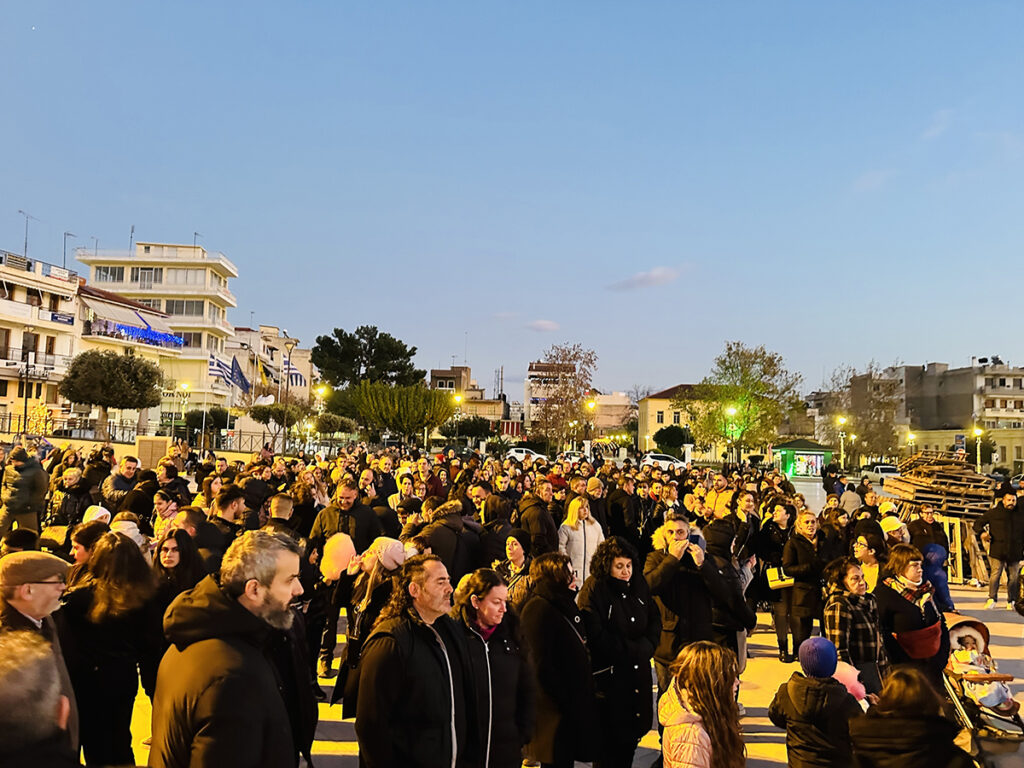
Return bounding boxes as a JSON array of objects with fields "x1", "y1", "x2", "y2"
[
  {"x1": 557, "y1": 520, "x2": 605, "y2": 586},
  {"x1": 767, "y1": 672, "x2": 862, "y2": 768},
  {"x1": 849, "y1": 710, "x2": 974, "y2": 768},
  {"x1": 658, "y1": 685, "x2": 712, "y2": 768}
]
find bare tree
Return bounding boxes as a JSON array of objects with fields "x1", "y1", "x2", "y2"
[{"x1": 530, "y1": 343, "x2": 598, "y2": 451}]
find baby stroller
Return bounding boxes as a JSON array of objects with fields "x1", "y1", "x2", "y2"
[{"x1": 944, "y1": 613, "x2": 1024, "y2": 742}]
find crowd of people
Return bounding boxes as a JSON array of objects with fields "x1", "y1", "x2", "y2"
[{"x1": 0, "y1": 439, "x2": 1019, "y2": 767}]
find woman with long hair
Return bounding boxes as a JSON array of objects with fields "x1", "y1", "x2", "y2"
[
  {"x1": 152, "y1": 528, "x2": 205, "y2": 613},
  {"x1": 150, "y1": 489, "x2": 179, "y2": 542},
  {"x1": 849, "y1": 667, "x2": 973, "y2": 767},
  {"x1": 520, "y1": 552, "x2": 597, "y2": 767},
  {"x1": 66, "y1": 519, "x2": 110, "y2": 588},
  {"x1": 820, "y1": 507, "x2": 852, "y2": 564},
  {"x1": 194, "y1": 473, "x2": 223, "y2": 511},
  {"x1": 755, "y1": 501, "x2": 795, "y2": 661},
  {"x1": 452, "y1": 568, "x2": 535, "y2": 768},
  {"x1": 659, "y1": 641, "x2": 745, "y2": 768},
  {"x1": 60, "y1": 532, "x2": 159, "y2": 766},
  {"x1": 577, "y1": 536, "x2": 659, "y2": 768},
  {"x1": 557, "y1": 495, "x2": 605, "y2": 587}
]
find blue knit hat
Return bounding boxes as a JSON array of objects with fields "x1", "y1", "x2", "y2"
[{"x1": 799, "y1": 637, "x2": 838, "y2": 678}]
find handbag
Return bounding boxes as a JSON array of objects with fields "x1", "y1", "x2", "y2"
[
  {"x1": 767, "y1": 566, "x2": 795, "y2": 590},
  {"x1": 892, "y1": 620, "x2": 942, "y2": 660}
]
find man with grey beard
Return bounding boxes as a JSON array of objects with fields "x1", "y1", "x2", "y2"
[{"x1": 149, "y1": 530, "x2": 308, "y2": 768}]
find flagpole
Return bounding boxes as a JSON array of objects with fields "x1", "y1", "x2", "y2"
[{"x1": 200, "y1": 374, "x2": 208, "y2": 454}]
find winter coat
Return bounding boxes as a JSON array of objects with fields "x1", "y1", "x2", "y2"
[
  {"x1": 330, "y1": 578, "x2": 393, "y2": 714},
  {"x1": 606, "y1": 488, "x2": 641, "y2": 546},
  {"x1": 457, "y1": 611, "x2": 535, "y2": 768},
  {"x1": 58, "y1": 580, "x2": 162, "y2": 767},
  {"x1": 922, "y1": 544, "x2": 955, "y2": 612},
  {"x1": 840, "y1": 490, "x2": 862, "y2": 515},
  {"x1": 658, "y1": 685, "x2": 712, "y2": 768},
  {"x1": 558, "y1": 520, "x2": 605, "y2": 586},
  {"x1": 0, "y1": 600, "x2": 79, "y2": 751},
  {"x1": 819, "y1": 522, "x2": 849, "y2": 565},
  {"x1": 767, "y1": 672, "x2": 862, "y2": 768},
  {"x1": 577, "y1": 573, "x2": 660, "y2": 747},
  {"x1": 644, "y1": 548, "x2": 719, "y2": 665},
  {"x1": 849, "y1": 711, "x2": 974, "y2": 768},
  {"x1": 148, "y1": 575, "x2": 299, "y2": 768},
  {"x1": 520, "y1": 579, "x2": 597, "y2": 765},
  {"x1": 479, "y1": 518, "x2": 513, "y2": 569},
  {"x1": 516, "y1": 493, "x2": 558, "y2": 555},
  {"x1": 755, "y1": 520, "x2": 792, "y2": 602},
  {"x1": 118, "y1": 478, "x2": 161, "y2": 523},
  {"x1": 354, "y1": 609, "x2": 476, "y2": 768},
  {"x1": 496, "y1": 557, "x2": 533, "y2": 609},
  {"x1": 421, "y1": 508, "x2": 475, "y2": 583},
  {"x1": 100, "y1": 471, "x2": 137, "y2": 511},
  {"x1": 81, "y1": 458, "x2": 111, "y2": 501},
  {"x1": 973, "y1": 502, "x2": 1024, "y2": 562},
  {"x1": 908, "y1": 518, "x2": 949, "y2": 554},
  {"x1": 783, "y1": 532, "x2": 826, "y2": 617},
  {"x1": 2, "y1": 457, "x2": 49, "y2": 527},
  {"x1": 873, "y1": 579, "x2": 950, "y2": 686},
  {"x1": 0, "y1": 732, "x2": 81, "y2": 768},
  {"x1": 46, "y1": 479, "x2": 93, "y2": 527},
  {"x1": 309, "y1": 502, "x2": 383, "y2": 555}
]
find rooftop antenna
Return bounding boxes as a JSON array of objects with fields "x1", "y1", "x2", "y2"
[
  {"x1": 128, "y1": 224, "x2": 135, "y2": 256},
  {"x1": 464, "y1": 331, "x2": 468, "y2": 364},
  {"x1": 17, "y1": 209, "x2": 38, "y2": 258},
  {"x1": 194, "y1": 231, "x2": 202, "y2": 251}
]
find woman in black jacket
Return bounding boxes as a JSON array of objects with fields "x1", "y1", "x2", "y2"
[
  {"x1": 873, "y1": 543, "x2": 950, "y2": 688},
  {"x1": 782, "y1": 510, "x2": 826, "y2": 654},
  {"x1": 756, "y1": 501, "x2": 795, "y2": 661},
  {"x1": 453, "y1": 568, "x2": 535, "y2": 768},
  {"x1": 577, "y1": 537, "x2": 660, "y2": 768},
  {"x1": 819, "y1": 507, "x2": 851, "y2": 564},
  {"x1": 59, "y1": 531, "x2": 160, "y2": 766},
  {"x1": 849, "y1": 666, "x2": 973, "y2": 768},
  {"x1": 520, "y1": 551, "x2": 597, "y2": 768}
]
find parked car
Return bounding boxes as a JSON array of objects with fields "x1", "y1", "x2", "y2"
[
  {"x1": 506, "y1": 447, "x2": 547, "y2": 463},
  {"x1": 860, "y1": 463, "x2": 900, "y2": 486},
  {"x1": 558, "y1": 450, "x2": 587, "y2": 464},
  {"x1": 641, "y1": 452, "x2": 686, "y2": 472}
]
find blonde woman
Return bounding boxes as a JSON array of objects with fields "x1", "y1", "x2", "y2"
[{"x1": 558, "y1": 495, "x2": 605, "y2": 587}]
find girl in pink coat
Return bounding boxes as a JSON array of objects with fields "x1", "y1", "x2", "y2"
[{"x1": 659, "y1": 641, "x2": 746, "y2": 768}]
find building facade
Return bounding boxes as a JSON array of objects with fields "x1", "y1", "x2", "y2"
[
  {"x1": 77, "y1": 242, "x2": 239, "y2": 414},
  {"x1": 638, "y1": 384, "x2": 695, "y2": 451},
  {"x1": 899, "y1": 358, "x2": 1024, "y2": 431}
]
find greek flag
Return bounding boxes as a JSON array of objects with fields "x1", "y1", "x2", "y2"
[
  {"x1": 283, "y1": 357, "x2": 306, "y2": 386},
  {"x1": 208, "y1": 354, "x2": 232, "y2": 383}
]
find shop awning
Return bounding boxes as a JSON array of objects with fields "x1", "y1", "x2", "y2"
[
  {"x1": 81, "y1": 298, "x2": 148, "y2": 327},
  {"x1": 136, "y1": 311, "x2": 175, "y2": 334}
]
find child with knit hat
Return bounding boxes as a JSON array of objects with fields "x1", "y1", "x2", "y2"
[{"x1": 768, "y1": 637, "x2": 863, "y2": 767}]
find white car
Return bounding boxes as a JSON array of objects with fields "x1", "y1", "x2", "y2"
[
  {"x1": 641, "y1": 452, "x2": 687, "y2": 472},
  {"x1": 861, "y1": 463, "x2": 900, "y2": 486},
  {"x1": 559, "y1": 451, "x2": 587, "y2": 464},
  {"x1": 506, "y1": 447, "x2": 546, "y2": 463}
]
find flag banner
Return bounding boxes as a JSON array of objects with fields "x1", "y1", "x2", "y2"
[{"x1": 230, "y1": 356, "x2": 251, "y2": 394}]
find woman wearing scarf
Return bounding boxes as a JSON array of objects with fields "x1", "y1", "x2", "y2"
[{"x1": 873, "y1": 543, "x2": 950, "y2": 687}]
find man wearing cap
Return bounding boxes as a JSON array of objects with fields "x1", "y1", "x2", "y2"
[
  {"x1": 0, "y1": 445, "x2": 49, "y2": 534},
  {"x1": 585, "y1": 476, "x2": 609, "y2": 534},
  {"x1": 0, "y1": 551, "x2": 79, "y2": 751}
]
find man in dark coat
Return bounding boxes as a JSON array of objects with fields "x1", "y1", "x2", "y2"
[
  {"x1": 354, "y1": 554, "x2": 477, "y2": 768},
  {"x1": 0, "y1": 551, "x2": 78, "y2": 752},
  {"x1": 907, "y1": 503, "x2": 949, "y2": 553},
  {"x1": 516, "y1": 479, "x2": 558, "y2": 555},
  {"x1": 157, "y1": 461, "x2": 193, "y2": 509},
  {"x1": 308, "y1": 478, "x2": 383, "y2": 676},
  {"x1": 974, "y1": 491, "x2": 1024, "y2": 608},
  {"x1": 607, "y1": 475, "x2": 641, "y2": 548},
  {"x1": 421, "y1": 500, "x2": 476, "y2": 583},
  {"x1": 149, "y1": 530, "x2": 308, "y2": 768},
  {"x1": 0, "y1": 630, "x2": 80, "y2": 768},
  {"x1": 0, "y1": 446, "x2": 49, "y2": 534},
  {"x1": 99, "y1": 455, "x2": 139, "y2": 511},
  {"x1": 644, "y1": 513, "x2": 721, "y2": 694}
]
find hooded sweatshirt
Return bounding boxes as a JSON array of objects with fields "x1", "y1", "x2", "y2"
[
  {"x1": 148, "y1": 575, "x2": 296, "y2": 768},
  {"x1": 767, "y1": 671, "x2": 862, "y2": 768},
  {"x1": 658, "y1": 686, "x2": 712, "y2": 768}
]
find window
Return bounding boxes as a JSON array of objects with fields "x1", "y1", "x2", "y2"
[
  {"x1": 130, "y1": 267, "x2": 163, "y2": 286},
  {"x1": 143, "y1": 245, "x2": 150, "y2": 253},
  {"x1": 165, "y1": 300, "x2": 204, "y2": 316},
  {"x1": 165, "y1": 268, "x2": 204, "y2": 285},
  {"x1": 0, "y1": 381, "x2": 8, "y2": 396},
  {"x1": 26, "y1": 289, "x2": 41, "y2": 307},
  {"x1": 45, "y1": 384, "x2": 57, "y2": 404},
  {"x1": 181, "y1": 332, "x2": 202, "y2": 348},
  {"x1": 673, "y1": 411, "x2": 681, "y2": 425},
  {"x1": 48, "y1": 295, "x2": 59, "y2": 311},
  {"x1": 206, "y1": 335, "x2": 221, "y2": 352},
  {"x1": 1016, "y1": 379, "x2": 1022, "y2": 389},
  {"x1": 95, "y1": 266, "x2": 124, "y2": 282},
  {"x1": 208, "y1": 304, "x2": 222, "y2": 322},
  {"x1": 136, "y1": 298, "x2": 162, "y2": 311},
  {"x1": 45, "y1": 336, "x2": 55, "y2": 355},
  {"x1": 34, "y1": 382, "x2": 42, "y2": 399},
  {"x1": 211, "y1": 273, "x2": 225, "y2": 290},
  {"x1": 1016, "y1": 446, "x2": 1022, "y2": 460},
  {"x1": 986, "y1": 399, "x2": 995, "y2": 408},
  {"x1": 656, "y1": 410, "x2": 664, "y2": 424}
]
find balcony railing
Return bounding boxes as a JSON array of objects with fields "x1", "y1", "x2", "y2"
[{"x1": 0, "y1": 250, "x2": 79, "y2": 281}]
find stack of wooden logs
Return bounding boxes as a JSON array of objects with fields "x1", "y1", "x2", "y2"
[{"x1": 883, "y1": 450, "x2": 996, "y2": 518}]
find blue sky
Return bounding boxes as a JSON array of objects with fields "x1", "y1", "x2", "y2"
[{"x1": 3, "y1": 2, "x2": 1023, "y2": 397}]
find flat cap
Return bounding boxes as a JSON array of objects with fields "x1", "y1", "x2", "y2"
[{"x1": 0, "y1": 551, "x2": 68, "y2": 587}]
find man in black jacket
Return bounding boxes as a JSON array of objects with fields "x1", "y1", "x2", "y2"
[
  {"x1": 516, "y1": 479, "x2": 557, "y2": 555},
  {"x1": 974, "y1": 491, "x2": 1024, "y2": 609},
  {"x1": 607, "y1": 475, "x2": 641, "y2": 548},
  {"x1": 355, "y1": 554, "x2": 476, "y2": 768},
  {"x1": 308, "y1": 477, "x2": 383, "y2": 676},
  {"x1": 0, "y1": 447, "x2": 49, "y2": 534},
  {"x1": 149, "y1": 530, "x2": 309, "y2": 768}
]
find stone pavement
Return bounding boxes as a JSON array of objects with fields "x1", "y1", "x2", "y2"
[{"x1": 126, "y1": 582, "x2": 1023, "y2": 767}]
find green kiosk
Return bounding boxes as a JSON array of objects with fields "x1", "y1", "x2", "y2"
[{"x1": 774, "y1": 438, "x2": 834, "y2": 478}]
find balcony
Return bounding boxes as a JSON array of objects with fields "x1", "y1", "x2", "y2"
[
  {"x1": 0, "y1": 346, "x2": 71, "y2": 375},
  {"x1": 0, "y1": 250, "x2": 79, "y2": 283},
  {"x1": 92, "y1": 281, "x2": 237, "y2": 307},
  {"x1": 165, "y1": 316, "x2": 234, "y2": 334},
  {"x1": 77, "y1": 246, "x2": 239, "y2": 278},
  {"x1": 0, "y1": 299, "x2": 77, "y2": 329}
]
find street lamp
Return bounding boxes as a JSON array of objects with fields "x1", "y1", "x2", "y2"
[
  {"x1": 282, "y1": 336, "x2": 299, "y2": 454},
  {"x1": 725, "y1": 406, "x2": 738, "y2": 463},
  {"x1": 20, "y1": 325, "x2": 38, "y2": 438},
  {"x1": 315, "y1": 384, "x2": 328, "y2": 414},
  {"x1": 974, "y1": 427, "x2": 984, "y2": 472},
  {"x1": 908, "y1": 432, "x2": 916, "y2": 454},
  {"x1": 453, "y1": 393, "x2": 463, "y2": 443},
  {"x1": 837, "y1": 416, "x2": 848, "y2": 469}
]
